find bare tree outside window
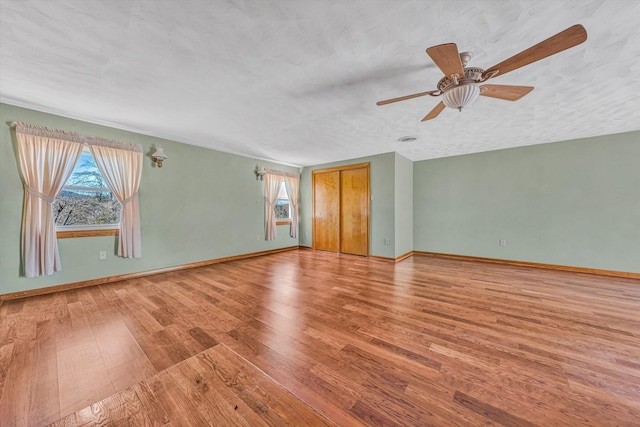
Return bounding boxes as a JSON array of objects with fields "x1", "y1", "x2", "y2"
[{"x1": 274, "y1": 199, "x2": 290, "y2": 219}]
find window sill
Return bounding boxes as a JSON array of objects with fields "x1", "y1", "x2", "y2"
[
  {"x1": 57, "y1": 229, "x2": 118, "y2": 239},
  {"x1": 276, "y1": 220, "x2": 292, "y2": 225}
]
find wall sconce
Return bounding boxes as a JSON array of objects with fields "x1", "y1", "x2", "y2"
[
  {"x1": 152, "y1": 146, "x2": 167, "y2": 168},
  {"x1": 254, "y1": 165, "x2": 266, "y2": 181}
]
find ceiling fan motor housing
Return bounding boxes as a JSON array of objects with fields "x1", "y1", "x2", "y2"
[{"x1": 438, "y1": 67, "x2": 484, "y2": 110}]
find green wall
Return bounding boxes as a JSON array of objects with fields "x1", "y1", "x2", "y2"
[
  {"x1": 394, "y1": 152, "x2": 413, "y2": 258},
  {"x1": 413, "y1": 131, "x2": 640, "y2": 274},
  {"x1": 2, "y1": 103, "x2": 637, "y2": 297},
  {"x1": 0, "y1": 103, "x2": 298, "y2": 295}
]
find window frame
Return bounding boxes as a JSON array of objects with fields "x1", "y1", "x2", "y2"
[{"x1": 54, "y1": 145, "x2": 121, "y2": 238}]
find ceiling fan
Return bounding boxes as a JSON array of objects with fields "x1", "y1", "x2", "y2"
[{"x1": 376, "y1": 24, "x2": 587, "y2": 121}]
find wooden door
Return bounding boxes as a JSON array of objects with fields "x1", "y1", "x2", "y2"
[
  {"x1": 312, "y1": 171, "x2": 340, "y2": 252},
  {"x1": 340, "y1": 167, "x2": 369, "y2": 256},
  {"x1": 312, "y1": 163, "x2": 369, "y2": 256}
]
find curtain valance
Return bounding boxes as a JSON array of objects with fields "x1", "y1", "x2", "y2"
[
  {"x1": 263, "y1": 167, "x2": 300, "y2": 179},
  {"x1": 11, "y1": 122, "x2": 142, "y2": 152}
]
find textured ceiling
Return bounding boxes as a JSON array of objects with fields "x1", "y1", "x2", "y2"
[{"x1": 1, "y1": 0, "x2": 639, "y2": 167}]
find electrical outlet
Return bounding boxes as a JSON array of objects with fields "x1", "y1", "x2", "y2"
[
  {"x1": 499, "y1": 239, "x2": 507, "y2": 247},
  {"x1": 99, "y1": 250, "x2": 107, "y2": 260},
  {"x1": 384, "y1": 238, "x2": 391, "y2": 245},
  {"x1": 256, "y1": 234, "x2": 261, "y2": 241}
]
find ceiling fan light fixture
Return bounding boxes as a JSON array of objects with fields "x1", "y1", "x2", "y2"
[{"x1": 442, "y1": 83, "x2": 481, "y2": 111}]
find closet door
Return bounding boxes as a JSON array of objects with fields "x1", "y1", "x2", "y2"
[
  {"x1": 312, "y1": 163, "x2": 369, "y2": 256},
  {"x1": 340, "y1": 167, "x2": 369, "y2": 256},
  {"x1": 312, "y1": 170, "x2": 340, "y2": 252}
]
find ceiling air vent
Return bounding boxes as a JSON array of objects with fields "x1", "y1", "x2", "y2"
[{"x1": 398, "y1": 136, "x2": 418, "y2": 143}]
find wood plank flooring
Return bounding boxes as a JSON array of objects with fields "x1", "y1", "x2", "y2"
[{"x1": 1, "y1": 250, "x2": 639, "y2": 426}]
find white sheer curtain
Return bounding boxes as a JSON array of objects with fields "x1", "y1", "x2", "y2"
[
  {"x1": 89, "y1": 138, "x2": 143, "y2": 258},
  {"x1": 13, "y1": 122, "x2": 84, "y2": 277},
  {"x1": 283, "y1": 175, "x2": 300, "y2": 238},
  {"x1": 264, "y1": 173, "x2": 281, "y2": 240}
]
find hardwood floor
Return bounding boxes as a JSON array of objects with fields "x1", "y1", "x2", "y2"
[{"x1": 1, "y1": 250, "x2": 639, "y2": 426}]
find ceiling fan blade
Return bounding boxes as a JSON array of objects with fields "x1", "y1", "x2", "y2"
[
  {"x1": 376, "y1": 91, "x2": 433, "y2": 106},
  {"x1": 426, "y1": 43, "x2": 464, "y2": 78},
  {"x1": 480, "y1": 84, "x2": 534, "y2": 101},
  {"x1": 421, "y1": 102, "x2": 446, "y2": 122},
  {"x1": 482, "y1": 24, "x2": 587, "y2": 79}
]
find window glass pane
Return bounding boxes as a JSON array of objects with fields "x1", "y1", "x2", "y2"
[
  {"x1": 54, "y1": 150, "x2": 120, "y2": 228},
  {"x1": 66, "y1": 152, "x2": 109, "y2": 189},
  {"x1": 53, "y1": 189, "x2": 121, "y2": 226},
  {"x1": 274, "y1": 199, "x2": 290, "y2": 220}
]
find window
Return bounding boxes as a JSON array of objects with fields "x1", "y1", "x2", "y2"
[
  {"x1": 274, "y1": 181, "x2": 291, "y2": 223},
  {"x1": 53, "y1": 147, "x2": 120, "y2": 234}
]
